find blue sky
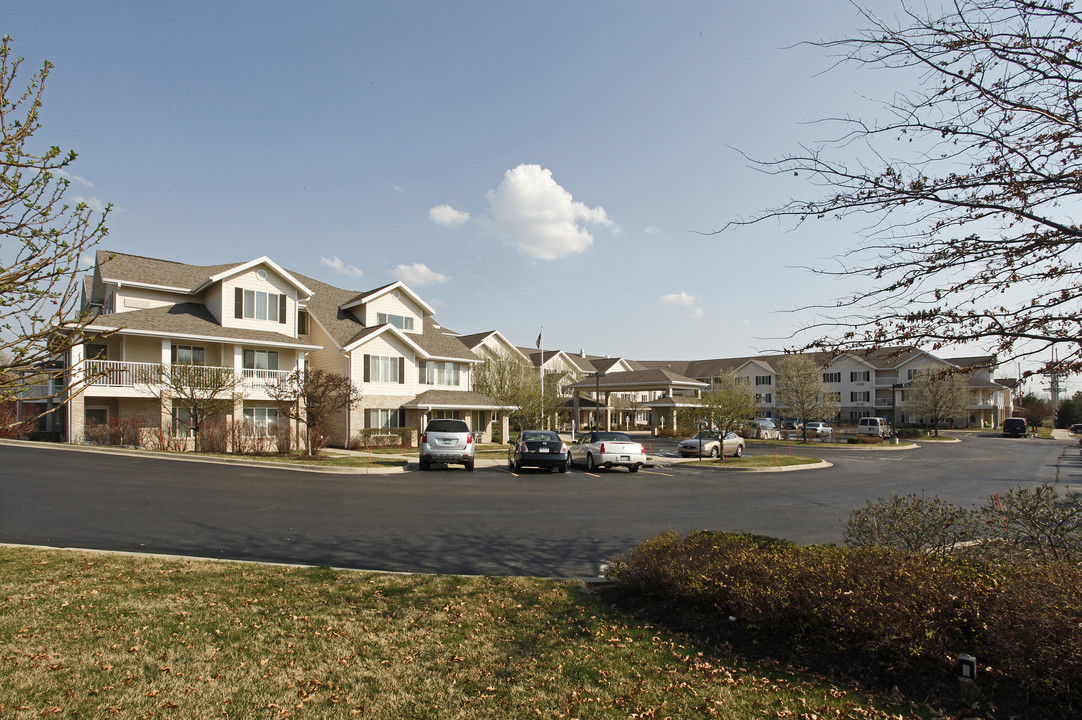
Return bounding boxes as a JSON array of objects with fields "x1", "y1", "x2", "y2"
[{"x1": 9, "y1": 1, "x2": 994, "y2": 366}]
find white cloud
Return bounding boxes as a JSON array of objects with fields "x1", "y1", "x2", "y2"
[
  {"x1": 390, "y1": 263, "x2": 448, "y2": 287},
  {"x1": 59, "y1": 170, "x2": 94, "y2": 188},
  {"x1": 475, "y1": 164, "x2": 615, "y2": 260},
  {"x1": 645, "y1": 226, "x2": 660, "y2": 235},
  {"x1": 320, "y1": 256, "x2": 364, "y2": 278},
  {"x1": 661, "y1": 291, "x2": 704, "y2": 319},
  {"x1": 660, "y1": 292, "x2": 697, "y2": 307},
  {"x1": 429, "y1": 204, "x2": 470, "y2": 227}
]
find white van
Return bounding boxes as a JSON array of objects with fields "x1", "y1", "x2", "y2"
[{"x1": 856, "y1": 417, "x2": 888, "y2": 438}]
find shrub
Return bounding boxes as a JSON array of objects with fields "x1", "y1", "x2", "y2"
[
  {"x1": 353, "y1": 427, "x2": 411, "y2": 448},
  {"x1": 978, "y1": 484, "x2": 1082, "y2": 564},
  {"x1": 844, "y1": 493, "x2": 979, "y2": 556},
  {"x1": 199, "y1": 418, "x2": 229, "y2": 454},
  {"x1": 894, "y1": 427, "x2": 922, "y2": 439},
  {"x1": 607, "y1": 529, "x2": 1082, "y2": 711},
  {"x1": 847, "y1": 434, "x2": 884, "y2": 444}
]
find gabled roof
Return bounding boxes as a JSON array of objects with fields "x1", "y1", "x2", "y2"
[
  {"x1": 403, "y1": 389, "x2": 510, "y2": 410},
  {"x1": 567, "y1": 368, "x2": 705, "y2": 390},
  {"x1": 338, "y1": 280, "x2": 435, "y2": 316},
  {"x1": 97, "y1": 250, "x2": 314, "y2": 297},
  {"x1": 458, "y1": 330, "x2": 530, "y2": 362},
  {"x1": 198, "y1": 256, "x2": 313, "y2": 297},
  {"x1": 85, "y1": 302, "x2": 320, "y2": 349}
]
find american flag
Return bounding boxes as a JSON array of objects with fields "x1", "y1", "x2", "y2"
[{"x1": 535, "y1": 330, "x2": 542, "y2": 349}]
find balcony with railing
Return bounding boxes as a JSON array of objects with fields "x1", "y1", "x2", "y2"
[{"x1": 82, "y1": 360, "x2": 292, "y2": 395}]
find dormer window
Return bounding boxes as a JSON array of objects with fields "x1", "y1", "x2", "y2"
[
  {"x1": 377, "y1": 312, "x2": 414, "y2": 331},
  {"x1": 235, "y1": 288, "x2": 286, "y2": 324}
]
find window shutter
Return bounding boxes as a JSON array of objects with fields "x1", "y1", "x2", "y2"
[
  {"x1": 279, "y1": 294, "x2": 287, "y2": 324},
  {"x1": 398, "y1": 357, "x2": 405, "y2": 384},
  {"x1": 363, "y1": 354, "x2": 370, "y2": 383},
  {"x1": 235, "y1": 288, "x2": 243, "y2": 318}
]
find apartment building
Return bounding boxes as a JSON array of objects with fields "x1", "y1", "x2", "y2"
[{"x1": 69, "y1": 251, "x2": 508, "y2": 448}]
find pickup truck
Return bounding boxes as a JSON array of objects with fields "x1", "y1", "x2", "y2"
[{"x1": 568, "y1": 431, "x2": 646, "y2": 472}]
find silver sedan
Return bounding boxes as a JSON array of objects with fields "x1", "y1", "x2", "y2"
[{"x1": 677, "y1": 430, "x2": 745, "y2": 458}]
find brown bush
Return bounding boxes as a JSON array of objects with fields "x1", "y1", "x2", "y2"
[{"x1": 607, "y1": 530, "x2": 1082, "y2": 712}]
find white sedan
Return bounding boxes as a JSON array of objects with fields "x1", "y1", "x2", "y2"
[
  {"x1": 804, "y1": 421, "x2": 834, "y2": 439},
  {"x1": 569, "y1": 431, "x2": 646, "y2": 472}
]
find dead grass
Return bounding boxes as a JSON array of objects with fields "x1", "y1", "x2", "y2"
[{"x1": 0, "y1": 546, "x2": 925, "y2": 719}]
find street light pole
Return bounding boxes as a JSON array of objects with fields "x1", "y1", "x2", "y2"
[{"x1": 594, "y1": 371, "x2": 605, "y2": 429}]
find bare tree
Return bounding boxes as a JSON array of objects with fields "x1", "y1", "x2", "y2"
[
  {"x1": 906, "y1": 367, "x2": 974, "y2": 435},
  {"x1": 726, "y1": 1, "x2": 1082, "y2": 376},
  {"x1": 471, "y1": 355, "x2": 540, "y2": 428},
  {"x1": 775, "y1": 355, "x2": 839, "y2": 442},
  {"x1": 144, "y1": 363, "x2": 243, "y2": 452},
  {"x1": 0, "y1": 37, "x2": 111, "y2": 429},
  {"x1": 268, "y1": 368, "x2": 360, "y2": 456}
]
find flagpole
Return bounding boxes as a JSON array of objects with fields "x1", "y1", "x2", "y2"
[{"x1": 539, "y1": 327, "x2": 544, "y2": 429}]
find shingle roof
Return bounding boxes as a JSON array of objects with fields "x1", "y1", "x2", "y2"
[
  {"x1": 567, "y1": 368, "x2": 705, "y2": 389},
  {"x1": 96, "y1": 250, "x2": 238, "y2": 291},
  {"x1": 404, "y1": 389, "x2": 507, "y2": 409},
  {"x1": 86, "y1": 303, "x2": 319, "y2": 348}
]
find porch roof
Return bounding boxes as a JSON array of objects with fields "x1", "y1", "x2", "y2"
[
  {"x1": 85, "y1": 303, "x2": 322, "y2": 350},
  {"x1": 403, "y1": 389, "x2": 513, "y2": 411}
]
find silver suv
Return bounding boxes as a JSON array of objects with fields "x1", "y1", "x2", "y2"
[{"x1": 419, "y1": 419, "x2": 475, "y2": 471}]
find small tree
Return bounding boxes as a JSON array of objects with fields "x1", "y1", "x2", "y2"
[
  {"x1": 0, "y1": 37, "x2": 112, "y2": 428},
  {"x1": 268, "y1": 368, "x2": 360, "y2": 456},
  {"x1": 471, "y1": 355, "x2": 544, "y2": 430},
  {"x1": 775, "y1": 355, "x2": 838, "y2": 442},
  {"x1": 905, "y1": 367, "x2": 974, "y2": 435},
  {"x1": 699, "y1": 375, "x2": 758, "y2": 435},
  {"x1": 145, "y1": 363, "x2": 243, "y2": 452}
]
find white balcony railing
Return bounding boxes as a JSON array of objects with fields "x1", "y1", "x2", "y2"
[{"x1": 84, "y1": 360, "x2": 292, "y2": 392}]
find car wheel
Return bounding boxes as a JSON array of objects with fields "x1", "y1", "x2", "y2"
[
  {"x1": 508, "y1": 455, "x2": 514, "y2": 470},
  {"x1": 628, "y1": 464, "x2": 639, "y2": 473},
  {"x1": 419, "y1": 459, "x2": 430, "y2": 471},
  {"x1": 559, "y1": 462, "x2": 568, "y2": 473},
  {"x1": 465, "y1": 460, "x2": 475, "y2": 472},
  {"x1": 586, "y1": 454, "x2": 596, "y2": 472},
  {"x1": 709, "y1": 446, "x2": 719, "y2": 458},
  {"x1": 513, "y1": 459, "x2": 521, "y2": 472},
  {"x1": 734, "y1": 444, "x2": 744, "y2": 458}
]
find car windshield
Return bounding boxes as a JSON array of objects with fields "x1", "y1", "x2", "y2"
[
  {"x1": 690, "y1": 431, "x2": 718, "y2": 440},
  {"x1": 520, "y1": 431, "x2": 559, "y2": 442}
]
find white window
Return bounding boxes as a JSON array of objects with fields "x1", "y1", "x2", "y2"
[
  {"x1": 755, "y1": 375, "x2": 772, "y2": 386},
  {"x1": 418, "y1": 360, "x2": 460, "y2": 386},
  {"x1": 369, "y1": 355, "x2": 400, "y2": 383},
  {"x1": 826, "y1": 391, "x2": 842, "y2": 402},
  {"x1": 297, "y1": 309, "x2": 310, "y2": 335},
  {"x1": 366, "y1": 408, "x2": 404, "y2": 429},
  {"x1": 908, "y1": 369, "x2": 920, "y2": 380},
  {"x1": 243, "y1": 407, "x2": 279, "y2": 435},
  {"x1": 242, "y1": 289, "x2": 281, "y2": 321},
  {"x1": 755, "y1": 393, "x2": 773, "y2": 404},
  {"x1": 823, "y1": 372, "x2": 841, "y2": 383},
  {"x1": 173, "y1": 407, "x2": 194, "y2": 437},
  {"x1": 850, "y1": 371, "x2": 870, "y2": 382},
  {"x1": 377, "y1": 312, "x2": 414, "y2": 331},
  {"x1": 850, "y1": 391, "x2": 871, "y2": 402}
]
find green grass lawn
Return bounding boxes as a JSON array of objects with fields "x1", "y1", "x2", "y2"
[{"x1": 0, "y1": 546, "x2": 924, "y2": 719}]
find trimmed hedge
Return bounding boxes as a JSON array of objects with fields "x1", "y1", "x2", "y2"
[{"x1": 607, "y1": 530, "x2": 1082, "y2": 711}]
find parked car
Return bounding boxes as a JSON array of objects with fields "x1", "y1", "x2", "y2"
[
  {"x1": 1002, "y1": 417, "x2": 1029, "y2": 438},
  {"x1": 508, "y1": 430, "x2": 568, "y2": 472},
  {"x1": 779, "y1": 418, "x2": 803, "y2": 430},
  {"x1": 856, "y1": 417, "x2": 889, "y2": 438},
  {"x1": 1069, "y1": 423, "x2": 1082, "y2": 435},
  {"x1": 419, "y1": 418, "x2": 475, "y2": 470},
  {"x1": 568, "y1": 430, "x2": 646, "y2": 472},
  {"x1": 804, "y1": 421, "x2": 834, "y2": 439},
  {"x1": 743, "y1": 418, "x2": 779, "y2": 439},
  {"x1": 677, "y1": 430, "x2": 745, "y2": 458}
]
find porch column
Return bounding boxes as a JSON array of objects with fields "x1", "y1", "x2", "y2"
[
  {"x1": 500, "y1": 412, "x2": 509, "y2": 445},
  {"x1": 160, "y1": 340, "x2": 172, "y2": 436},
  {"x1": 604, "y1": 391, "x2": 612, "y2": 431},
  {"x1": 68, "y1": 343, "x2": 85, "y2": 444}
]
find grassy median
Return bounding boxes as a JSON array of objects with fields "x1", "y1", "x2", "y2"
[{"x1": 0, "y1": 546, "x2": 924, "y2": 719}]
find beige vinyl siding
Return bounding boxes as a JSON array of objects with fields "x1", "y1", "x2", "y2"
[
  {"x1": 114, "y1": 287, "x2": 190, "y2": 313},
  {"x1": 352, "y1": 335, "x2": 415, "y2": 397},
  {"x1": 203, "y1": 285, "x2": 223, "y2": 323},
  {"x1": 304, "y1": 322, "x2": 350, "y2": 376},
  {"x1": 220, "y1": 268, "x2": 297, "y2": 336},
  {"x1": 363, "y1": 292, "x2": 424, "y2": 335}
]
